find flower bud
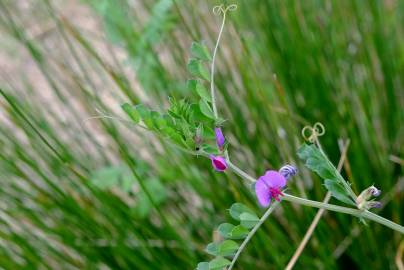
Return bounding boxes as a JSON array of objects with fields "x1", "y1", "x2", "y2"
[
  {"x1": 210, "y1": 155, "x2": 227, "y2": 172},
  {"x1": 356, "y1": 185, "x2": 382, "y2": 210},
  {"x1": 194, "y1": 124, "x2": 203, "y2": 150},
  {"x1": 214, "y1": 127, "x2": 225, "y2": 150},
  {"x1": 279, "y1": 164, "x2": 297, "y2": 180},
  {"x1": 367, "y1": 201, "x2": 382, "y2": 209},
  {"x1": 357, "y1": 185, "x2": 381, "y2": 203}
]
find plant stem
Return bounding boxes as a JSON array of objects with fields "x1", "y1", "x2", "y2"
[
  {"x1": 225, "y1": 159, "x2": 404, "y2": 234},
  {"x1": 226, "y1": 158, "x2": 256, "y2": 183},
  {"x1": 282, "y1": 194, "x2": 404, "y2": 233},
  {"x1": 285, "y1": 139, "x2": 350, "y2": 270},
  {"x1": 210, "y1": 8, "x2": 228, "y2": 119},
  {"x1": 228, "y1": 201, "x2": 280, "y2": 270}
]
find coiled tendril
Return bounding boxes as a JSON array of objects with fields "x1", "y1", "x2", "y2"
[
  {"x1": 302, "y1": 122, "x2": 325, "y2": 143},
  {"x1": 212, "y1": 4, "x2": 237, "y2": 15}
]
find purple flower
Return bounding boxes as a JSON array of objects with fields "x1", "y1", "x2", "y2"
[
  {"x1": 210, "y1": 155, "x2": 227, "y2": 172},
  {"x1": 255, "y1": 170, "x2": 286, "y2": 207},
  {"x1": 214, "y1": 127, "x2": 225, "y2": 150}
]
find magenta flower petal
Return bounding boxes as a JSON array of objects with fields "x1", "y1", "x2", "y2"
[
  {"x1": 214, "y1": 127, "x2": 225, "y2": 149},
  {"x1": 255, "y1": 170, "x2": 287, "y2": 207},
  {"x1": 210, "y1": 155, "x2": 227, "y2": 172},
  {"x1": 262, "y1": 170, "x2": 286, "y2": 188},
  {"x1": 255, "y1": 178, "x2": 272, "y2": 207}
]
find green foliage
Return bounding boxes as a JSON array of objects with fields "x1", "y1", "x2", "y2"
[
  {"x1": 239, "y1": 212, "x2": 259, "y2": 229},
  {"x1": 122, "y1": 103, "x2": 140, "y2": 123},
  {"x1": 229, "y1": 203, "x2": 256, "y2": 221},
  {"x1": 208, "y1": 257, "x2": 231, "y2": 270},
  {"x1": 206, "y1": 240, "x2": 239, "y2": 257},
  {"x1": 297, "y1": 144, "x2": 356, "y2": 206},
  {"x1": 191, "y1": 42, "x2": 212, "y2": 61},
  {"x1": 217, "y1": 223, "x2": 249, "y2": 239},
  {"x1": 1, "y1": 1, "x2": 402, "y2": 269},
  {"x1": 187, "y1": 59, "x2": 210, "y2": 81},
  {"x1": 196, "y1": 262, "x2": 209, "y2": 270},
  {"x1": 187, "y1": 79, "x2": 212, "y2": 102},
  {"x1": 199, "y1": 203, "x2": 259, "y2": 269}
]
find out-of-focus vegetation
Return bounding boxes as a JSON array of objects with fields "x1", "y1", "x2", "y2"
[{"x1": 0, "y1": 0, "x2": 403, "y2": 269}]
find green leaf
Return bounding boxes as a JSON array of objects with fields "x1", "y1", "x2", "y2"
[
  {"x1": 239, "y1": 212, "x2": 260, "y2": 229},
  {"x1": 187, "y1": 59, "x2": 210, "y2": 81},
  {"x1": 153, "y1": 114, "x2": 168, "y2": 130},
  {"x1": 229, "y1": 203, "x2": 256, "y2": 221},
  {"x1": 229, "y1": 225, "x2": 249, "y2": 239},
  {"x1": 199, "y1": 100, "x2": 214, "y2": 119},
  {"x1": 196, "y1": 82, "x2": 212, "y2": 102},
  {"x1": 134, "y1": 104, "x2": 150, "y2": 119},
  {"x1": 121, "y1": 103, "x2": 140, "y2": 123},
  {"x1": 217, "y1": 240, "x2": 239, "y2": 257},
  {"x1": 297, "y1": 144, "x2": 336, "y2": 180},
  {"x1": 209, "y1": 257, "x2": 231, "y2": 270},
  {"x1": 191, "y1": 42, "x2": 212, "y2": 61},
  {"x1": 196, "y1": 262, "x2": 209, "y2": 270},
  {"x1": 297, "y1": 144, "x2": 356, "y2": 205},
  {"x1": 187, "y1": 80, "x2": 212, "y2": 102},
  {"x1": 324, "y1": 179, "x2": 356, "y2": 206},
  {"x1": 217, "y1": 223, "x2": 235, "y2": 238},
  {"x1": 217, "y1": 223, "x2": 249, "y2": 239},
  {"x1": 205, "y1": 242, "x2": 219, "y2": 256}
]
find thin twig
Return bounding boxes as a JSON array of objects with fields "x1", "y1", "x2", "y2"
[
  {"x1": 224, "y1": 159, "x2": 404, "y2": 234},
  {"x1": 210, "y1": 5, "x2": 237, "y2": 119},
  {"x1": 227, "y1": 201, "x2": 280, "y2": 270}
]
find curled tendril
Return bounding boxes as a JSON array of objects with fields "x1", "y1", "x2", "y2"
[
  {"x1": 302, "y1": 122, "x2": 325, "y2": 143},
  {"x1": 213, "y1": 4, "x2": 237, "y2": 16}
]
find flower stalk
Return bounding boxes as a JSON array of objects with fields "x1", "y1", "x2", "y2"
[{"x1": 226, "y1": 160, "x2": 404, "y2": 234}]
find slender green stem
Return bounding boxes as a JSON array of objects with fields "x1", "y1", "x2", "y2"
[
  {"x1": 210, "y1": 9, "x2": 227, "y2": 119},
  {"x1": 228, "y1": 201, "x2": 280, "y2": 270},
  {"x1": 282, "y1": 194, "x2": 404, "y2": 234},
  {"x1": 226, "y1": 158, "x2": 256, "y2": 183},
  {"x1": 226, "y1": 159, "x2": 404, "y2": 234}
]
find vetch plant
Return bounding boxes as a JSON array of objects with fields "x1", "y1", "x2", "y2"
[{"x1": 120, "y1": 4, "x2": 404, "y2": 269}]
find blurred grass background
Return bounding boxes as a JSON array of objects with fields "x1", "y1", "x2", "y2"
[{"x1": 0, "y1": 0, "x2": 403, "y2": 269}]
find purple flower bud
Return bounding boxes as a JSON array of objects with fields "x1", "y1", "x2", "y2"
[
  {"x1": 356, "y1": 185, "x2": 382, "y2": 210},
  {"x1": 214, "y1": 127, "x2": 225, "y2": 150},
  {"x1": 367, "y1": 201, "x2": 382, "y2": 209},
  {"x1": 279, "y1": 164, "x2": 297, "y2": 180},
  {"x1": 369, "y1": 186, "x2": 381, "y2": 197},
  {"x1": 210, "y1": 155, "x2": 227, "y2": 172}
]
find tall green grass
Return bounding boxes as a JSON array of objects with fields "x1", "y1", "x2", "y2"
[{"x1": 0, "y1": 0, "x2": 403, "y2": 269}]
